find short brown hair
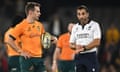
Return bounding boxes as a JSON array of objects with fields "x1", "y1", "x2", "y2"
[
  {"x1": 25, "y1": 2, "x2": 40, "y2": 15},
  {"x1": 77, "y1": 5, "x2": 89, "y2": 13}
]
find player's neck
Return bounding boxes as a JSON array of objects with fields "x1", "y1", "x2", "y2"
[{"x1": 26, "y1": 16, "x2": 35, "y2": 24}]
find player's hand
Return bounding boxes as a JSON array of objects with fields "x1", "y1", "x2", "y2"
[
  {"x1": 20, "y1": 51, "x2": 31, "y2": 59},
  {"x1": 76, "y1": 44, "x2": 82, "y2": 49},
  {"x1": 75, "y1": 48, "x2": 84, "y2": 54},
  {"x1": 75, "y1": 45, "x2": 84, "y2": 54},
  {"x1": 52, "y1": 63, "x2": 58, "y2": 72},
  {"x1": 51, "y1": 36, "x2": 57, "y2": 44}
]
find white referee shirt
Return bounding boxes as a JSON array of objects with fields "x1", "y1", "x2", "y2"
[{"x1": 70, "y1": 20, "x2": 101, "y2": 53}]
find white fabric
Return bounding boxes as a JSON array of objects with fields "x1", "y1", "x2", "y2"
[{"x1": 70, "y1": 20, "x2": 101, "y2": 53}]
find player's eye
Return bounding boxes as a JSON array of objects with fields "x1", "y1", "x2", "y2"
[
  {"x1": 81, "y1": 12, "x2": 85, "y2": 15},
  {"x1": 77, "y1": 13, "x2": 81, "y2": 15}
]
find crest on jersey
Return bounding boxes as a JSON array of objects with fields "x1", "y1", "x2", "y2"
[
  {"x1": 37, "y1": 26, "x2": 40, "y2": 31},
  {"x1": 27, "y1": 27, "x2": 31, "y2": 31},
  {"x1": 88, "y1": 26, "x2": 91, "y2": 30}
]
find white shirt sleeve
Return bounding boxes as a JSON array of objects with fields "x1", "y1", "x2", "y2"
[
  {"x1": 69, "y1": 25, "x2": 76, "y2": 43},
  {"x1": 93, "y1": 23, "x2": 101, "y2": 39}
]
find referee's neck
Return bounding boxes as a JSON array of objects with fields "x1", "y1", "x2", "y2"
[{"x1": 79, "y1": 18, "x2": 90, "y2": 25}]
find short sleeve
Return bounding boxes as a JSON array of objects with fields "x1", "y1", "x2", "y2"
[
  {"x1": 93, "y1": 23, "x2": 101, "y2": 39},
  {"x1": 57, "y1": 36, "x2": 63, "y2": 48},
  {"x1": 69, "y1": 25, "x2": 76, "y2": 43},
  {"x1": 40, "y1": 24, "x2": 45, "y2": 34},
  {"x1": 10, "y1": 24, "x2": 23, "y2": 39}
]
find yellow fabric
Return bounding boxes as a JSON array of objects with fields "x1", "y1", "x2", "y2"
[
  {"x1": 57, "y1": 33, "x2": 75, "y2": 60},
  {"x1": 11, "y1": 19, "x2": 45, "y2": 57},
  {"x1": 106, "y1": 28, "x2": 120, "y2": 44},
  {"x1": 4, "y1": 28, "x2": 20, "y2": 56}
]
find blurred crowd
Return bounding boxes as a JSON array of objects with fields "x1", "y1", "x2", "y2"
[{"x1": 98, "y1": 23, "x2": 120, "y2": 72}]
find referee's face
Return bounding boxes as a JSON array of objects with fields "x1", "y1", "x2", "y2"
[{"x1": 77, "y1": 9, "x2": 89, "y2": 24}]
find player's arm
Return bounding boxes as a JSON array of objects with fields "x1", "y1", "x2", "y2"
[
  {"x1": 8, "y1": 35, "x2": 31, "y2": 59},
  {"x1": 7, "y1": 24, "x2": 31, "y2": 59},
  {"x1": 69, "y1": 27, "x2": 83, "y2": 51},
  {"x1": 4, "y1": 32, "x2": 9, "y2": 49},
  {"x1": 52, "y1": 36, "x2": 61, "y2": 72},
  {"x1": 6, "y1": 24, "x2": 23, "y2": 53},
  {"x1": 83, "y1": 39, "x2": 101, "y2": 50},
  {"x1": 69, "y1": 26, "x2": 77, "y2": 50},
  {"x1": 70, "y1": 43, "x2": 76, "y2": 50},
  {"x1": 52, "y1": 47, "x2": 61, "y2": 72},
  {"x1": 52, "y1": 36, "x2": 61, "y2": 64},
  {"x1": 53, "y1": 47, "x2": 61, "y2": 64},
  {"x1": 51, "y1": 35, "x2": 57, "y2": 44},
  {"x1": 7, "y1": 35, "x2": 22, "y2": 53},
  {"x1": 70, "y1": 42, "x2": 85, "y2": 54},
  {"x1": 83, "y1": 23, "x2": 101, "y2": 51}
]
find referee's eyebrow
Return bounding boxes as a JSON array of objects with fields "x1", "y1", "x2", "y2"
[{"x1": 9, "y1": 34, "x2": 16, "y2": 40}]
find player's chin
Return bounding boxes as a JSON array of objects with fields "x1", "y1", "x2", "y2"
[
  {"x1": 36, "y1": 16, "x2": 40, "y2": 20},
  {"x1": 35, "y1": 18, "x2": 39, "y2": 20}
]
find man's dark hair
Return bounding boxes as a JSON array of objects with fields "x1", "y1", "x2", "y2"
[
  {"x1": 25, "y1": 2, "x2": 40, "y2": 15},
  {"x1": 77, "y1": 5, "x2": 89, "y2": 13}
]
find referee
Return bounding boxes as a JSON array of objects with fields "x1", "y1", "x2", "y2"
[{"x1": 70, "y1": 5, "x2": 101, "y2": 72}]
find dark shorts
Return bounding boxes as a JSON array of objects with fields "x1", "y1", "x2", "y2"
[
  {"x1": 8, "y1": 56, "x2": 20, "y2": 72},
  {"x1": 58, "y1": 60, "x2": 75, "y2": 72},
  {"x1": 75, "y1": 52, "x2": 99, "y2": 72},
  {"x1": 20, "y1": 56, "x2": 46, "y2": 72}
]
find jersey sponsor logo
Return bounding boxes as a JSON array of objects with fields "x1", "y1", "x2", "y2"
[
  {"x1": 88, "y1": 26, "x2": 91, "y2": 30},
  {"x1": 77, "y1": 33, "x2": 89, "y2": 38},
  {"x1": 76, "y1": 27, "x2": 79, "y2": 31}
]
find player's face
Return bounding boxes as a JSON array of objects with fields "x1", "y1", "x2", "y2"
[
  {"x1": 77, "y1": 9, "x2": 89, "y2": 24},
  {"x1": 33, "y1": 6, "x2": 41, "y2": 20}
]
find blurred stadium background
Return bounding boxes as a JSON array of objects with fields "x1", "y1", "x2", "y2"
[{"x1": 0, "y1": 0, "x2": 120, "y2": 72}]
